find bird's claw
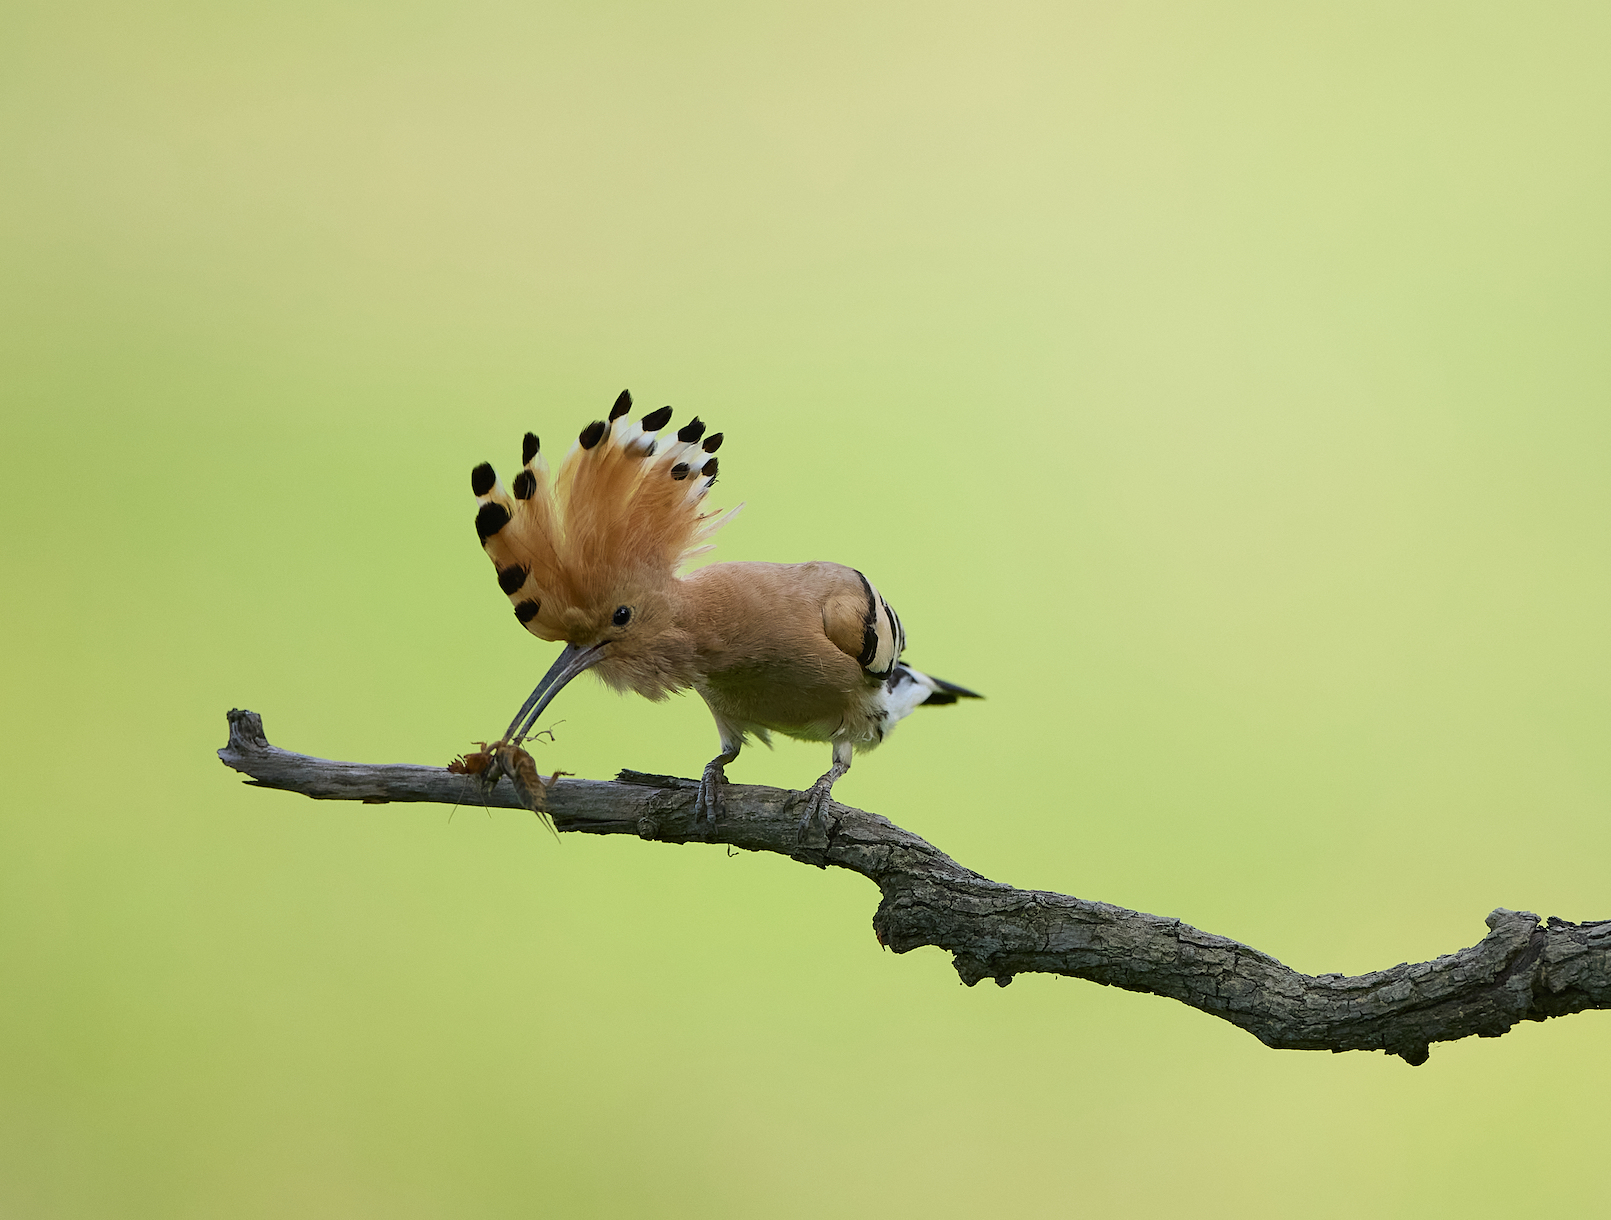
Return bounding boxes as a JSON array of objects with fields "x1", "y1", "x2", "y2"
[
  {"x1": 791, "y1": 780, "x2": 837, "y2": 868},
  {"x1": 695, "y1": 763, "x2": 726, "y2": 839}
]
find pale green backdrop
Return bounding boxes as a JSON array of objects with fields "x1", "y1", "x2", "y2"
[{"x1": 3, "y1": 2, "x2": 1609, "y2": 1216}]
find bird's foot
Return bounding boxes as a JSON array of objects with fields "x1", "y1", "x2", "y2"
[
  {"x1": 790, "y1": 778, "x2": 839, "y2": 868},
  {"x1": 695, "y1": 761, "x2": 727, "y2": 839}
]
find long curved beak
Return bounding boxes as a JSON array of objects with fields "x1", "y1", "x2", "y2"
[{"x1": 503, "y1": 642, "x2": 608, "y2": 743}]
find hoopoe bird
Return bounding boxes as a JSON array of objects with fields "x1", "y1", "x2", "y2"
[{"x1": 469, "y1": 390, "x2": 981, "y2": 840}]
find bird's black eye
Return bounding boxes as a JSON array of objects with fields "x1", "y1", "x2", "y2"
[{"x1": 612, "y1": 606, "x2": 632, "y2": 627}]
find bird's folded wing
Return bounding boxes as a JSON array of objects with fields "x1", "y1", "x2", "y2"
[{"x1": 819, "y1": 565, "x2": 904, "y2": 678}]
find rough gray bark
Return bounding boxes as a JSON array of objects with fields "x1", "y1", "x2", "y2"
[{"x1": 218, "y1": 708, "x2": 1610, "y2": 1066}]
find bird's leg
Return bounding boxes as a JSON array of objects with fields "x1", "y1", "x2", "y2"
[
  {"x1": 695, "y1": 736, "x2": 741, "y2": 839},
  {"x1": 793, "y1": 740, "x2": 852, "y2": 865}
]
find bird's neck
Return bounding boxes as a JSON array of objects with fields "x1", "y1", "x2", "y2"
[{"x1": 593, "y1": 577, "x2": 704, "y2": 700}]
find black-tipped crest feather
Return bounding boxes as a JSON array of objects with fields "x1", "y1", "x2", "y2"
[
  {"x1": 476, "y1": 501, "x2": 510, "y2": 543},
  {"x1": 473, "y1": 399, "x2": 740, "y2": 640}
]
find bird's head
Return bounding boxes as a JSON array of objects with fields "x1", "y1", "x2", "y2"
[{"x1": 470, "y1": 391, "x2": 737, "y2": 740}]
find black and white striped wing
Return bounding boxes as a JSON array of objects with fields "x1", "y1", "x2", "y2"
[{"x1": 851, "y1": 570, "x2": 905, "y2": 679}]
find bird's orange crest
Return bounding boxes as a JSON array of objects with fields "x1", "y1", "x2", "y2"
[{"x1": 470, "y1": 391, "x2": 739, "y2": 643}]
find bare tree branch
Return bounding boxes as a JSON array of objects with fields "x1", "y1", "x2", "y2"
[{"x1": 218, "y1": 708, "x2": 1610, "y2": 1066}]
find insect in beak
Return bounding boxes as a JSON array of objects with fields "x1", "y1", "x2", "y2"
[{"x1": 504, "y1": 641, "x2": 608, "y2": 744}]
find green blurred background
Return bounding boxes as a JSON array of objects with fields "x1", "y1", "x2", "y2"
[{"x1": 3, "y1": 2, "x2": 1609, "y2": 1215}]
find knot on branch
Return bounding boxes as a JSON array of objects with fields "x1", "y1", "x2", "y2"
[{"x1": 225, "y1": 708, "x2": 269, "y2": 751}]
